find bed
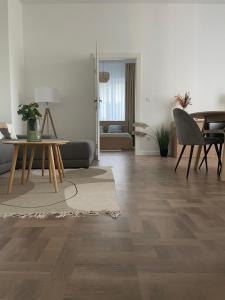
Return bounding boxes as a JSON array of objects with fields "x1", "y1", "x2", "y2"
[{"x1": 100, "y1": 121, "x2": 133, "y2": 151}]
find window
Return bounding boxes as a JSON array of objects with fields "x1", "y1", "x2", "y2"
[{"x1": 99, "y1": 61, "x2": 125, "y2": 121}]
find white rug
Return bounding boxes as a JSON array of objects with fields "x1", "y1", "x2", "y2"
[{"x1": 0, "y1": 167, "x2": 120, "y2": 219}]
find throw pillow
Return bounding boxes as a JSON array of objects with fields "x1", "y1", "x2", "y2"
[
  {"x1": 0, "y1": 128, "x2": 11, "y2": 139},
  {"x1": 108, "y1": 124, "x2": 123, "y2": 133},
  {"x1": 7, "y1": 123, "x2": 17, "y2": 139}
]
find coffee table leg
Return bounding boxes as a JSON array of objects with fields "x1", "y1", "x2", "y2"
[
  {"x1": 21, "y1": 144, "x2": 27, "y2": 184},
  {"x1": 26, "y1": 145, "x2": 35, "y2": 182},
  {"x1": 48, "y1": 145, "x2": 59, "y2": 192},
  {"x1": 8, "y1": 144, "x2": 19, "y2": 194},
  {"x1": 42, "y1": 145, "x2": 45, "y2": 177},
  {"x1": 54, "y1": 145, "x2": 62, "y2": 183},
  {"x1": 57, "y1": 146, "x2": 65, "y2": 178}
]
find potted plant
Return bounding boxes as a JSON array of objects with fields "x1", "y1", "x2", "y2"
[
  {"x1": 133, "y1": 123, "x2": 170, "y2": 157},
  {"x1": 17, "y1": 103, "x2": 42, "y2": 142},
  {"x1": 155, "y1": 126, "x2": 170, "y2": 157}
]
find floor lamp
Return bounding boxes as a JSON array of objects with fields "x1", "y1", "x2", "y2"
[{"x1": 35, "y1": 87, "x2": 60, "y2": 138}]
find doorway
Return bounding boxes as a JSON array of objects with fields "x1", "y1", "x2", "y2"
[{"x1": 98, "y1": 58, "x2": 137, "y2": 153}]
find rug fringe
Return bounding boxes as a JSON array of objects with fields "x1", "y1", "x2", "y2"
[{"x1": 0, "y1": 210, "x2": 121, "y2": 220}]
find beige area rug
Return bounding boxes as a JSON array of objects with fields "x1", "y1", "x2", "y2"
[{"x1": 0, "y1": 167, "x2": 120, "y2": 219}]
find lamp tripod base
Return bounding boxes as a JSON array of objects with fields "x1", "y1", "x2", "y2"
[{"x1": 41, "y1": 107, "x2": 58, "y2": 138}]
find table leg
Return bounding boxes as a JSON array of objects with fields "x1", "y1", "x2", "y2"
[
  {"x1": 42, "y1": 145, "x2": 45, "y2": 176},
  {"x1": 194, "y1": 120, "x2": 206, "y2": 170},
  {"x1": 21, "y1": 144, "x2": 27, "y2": 184},
  {"x1": 48, "y1": 145, "x2": 59, "y2": 192},
  {"x1": 220, "y1": 145, "x2": 225, "y2": 181},
  {"x1": 26, "y1": 145, "x2": 35, "y2": 182},
  {"x1": 54, "y1": 145, "x2": 62, "y2": 183},
  {"x1": 48, "y1": 146, "x2": 52, "y2": 183},
  {"x1": 57, "y1": 146, "x2": 65, "y2": 178},
  {"x1": 194, "y1": 145, "x2": 202, "y2": 170},
  {"x1": 7, "y1": 144, "x2": 19, "y2": 193}
]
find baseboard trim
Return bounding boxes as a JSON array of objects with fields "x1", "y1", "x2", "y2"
[{"x1": 135, "y1": 151, "x2": 160, "y2": 156}]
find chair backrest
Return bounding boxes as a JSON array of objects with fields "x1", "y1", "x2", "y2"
[
  {"x1": 173, "y1": 108, "x2": 204, "y2": 145},
  {"x1": 207, "y1": 122, "x2": 225, "y2": 139}
]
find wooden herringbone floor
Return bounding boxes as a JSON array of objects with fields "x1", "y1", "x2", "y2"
[{"x1": 1, "y1": 152, "x2": 225, "y2": 299}]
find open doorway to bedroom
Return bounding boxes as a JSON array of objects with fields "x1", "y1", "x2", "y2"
[{"x1": 99, "y1": 59, "x2": 136, "y2": 152}]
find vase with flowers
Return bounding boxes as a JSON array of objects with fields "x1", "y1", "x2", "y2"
[{"x1": 175, "y1": 92, "x2": 192, "y2": 110}]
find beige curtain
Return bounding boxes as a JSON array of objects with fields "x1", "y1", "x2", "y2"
[{"x1": 125, "y1": 63, "x2": 136, "y2": 134}]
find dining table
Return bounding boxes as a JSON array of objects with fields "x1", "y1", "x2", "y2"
[{"x1": 190, "y1": 111, "x2": 225, "y2": 181}]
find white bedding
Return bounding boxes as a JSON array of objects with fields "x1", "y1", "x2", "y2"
[{"x1": 100, "y1": 132, "x2": 131, "y2": 138}]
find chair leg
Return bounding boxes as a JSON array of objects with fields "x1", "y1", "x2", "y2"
[
  {"x1": 175, "y1": 145, "x2": 186, "y2": 172},
  {"x1": 219, "y1": 144, "x2": 223, "y2": 175},
  {"x1": 214, "y1": 144, "x2": 222, "y2": 175},
  {"x1": 204, "y1": 145, "x2": 208, "y2": 172},
  {"x1": 186, "y1": 145, "x2": 194, "y2": 179},
  {"x1": 199, "y1": 144, "x2": 212, "y2": 170}
]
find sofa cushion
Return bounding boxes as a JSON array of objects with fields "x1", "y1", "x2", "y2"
[
  {"x1": 60, "y1": 140, "x2": 95, "y2": 163},
  {"x1": 0, "y1": 143, "x2": 13, "y2": 164},
  {"x1": 0, "y1": 143, "x2": 14, "y2": 174},
  {"x1": 17, "y1": 134, "x2": 54, "y2": 139}
]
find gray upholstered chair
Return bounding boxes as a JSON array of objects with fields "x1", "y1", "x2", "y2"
[{"x1": 173, "y1": 108, "x2": 221, "y2": 178}]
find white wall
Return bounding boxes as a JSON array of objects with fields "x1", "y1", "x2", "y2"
[
  {"x1": 8, "y1": 0, "x2": 24, "y2": 134},
  {"x1": 0, "y1": 0, "x2": 24, "y2": 132},
  {"x1": 23, "y1": 3, "x2": 225, "y2": 153},
  {"x1": 0, "y1": 0, "x2": 12, "y2": 123}
]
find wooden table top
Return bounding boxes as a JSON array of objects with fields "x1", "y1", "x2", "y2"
[
  {"x1": 2, "y1": 139, "x2": 69, "y2": 145},
  {"x1": 191, "y1": 111, "x2": 225, "y2": 120}
]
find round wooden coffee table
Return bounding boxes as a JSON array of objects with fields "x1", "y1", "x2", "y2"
[{"x1": 3, "y1": 139, "x2": 69, "y2": 193}]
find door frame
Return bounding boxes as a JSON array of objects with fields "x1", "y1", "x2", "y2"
[
  {"x1": 94, "y1": 44, "x2": 100, "y2": 160},
  {"x1": 98, "y1": 52, "x2": 142, "y2": 155}
]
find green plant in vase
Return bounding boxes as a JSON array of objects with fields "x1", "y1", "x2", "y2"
[
  {"x1": 17, "y1": 103, "x2": 42, "y2": 142},
  {"x1": 155, "y1": 126, "x2": 170, "y2": 157}
]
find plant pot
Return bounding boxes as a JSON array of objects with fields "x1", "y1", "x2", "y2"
[
  {"x1": 160, "y1": 148, "x2": 168, "y2": 157},
  {"x1": 27, "y1": 119, "x2": 42, "y2": 142}
]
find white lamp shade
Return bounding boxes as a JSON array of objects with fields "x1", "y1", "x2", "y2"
[{"x1": 34, "y1": 87, "x2": 60, "y2": 104}]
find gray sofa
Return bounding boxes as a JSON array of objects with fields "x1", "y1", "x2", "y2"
[
  {"x1": 0, "y1": 143, "x2": 14, "y2": 174},
  {"x1": 0, "y1": 137, "x2": 95, "y2": 175}
]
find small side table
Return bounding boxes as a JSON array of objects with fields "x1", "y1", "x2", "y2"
[{"x1": 3, "y1": 139, "x2": 69, "y2": 193}]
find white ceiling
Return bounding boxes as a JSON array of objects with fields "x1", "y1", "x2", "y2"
[{"x1": 21, "y1": 0, "x2": 225, "y2": 4}]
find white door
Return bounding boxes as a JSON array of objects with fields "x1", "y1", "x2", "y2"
[{"x1": 94, "y1": 43, "x2": 101, "y2": 160}]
